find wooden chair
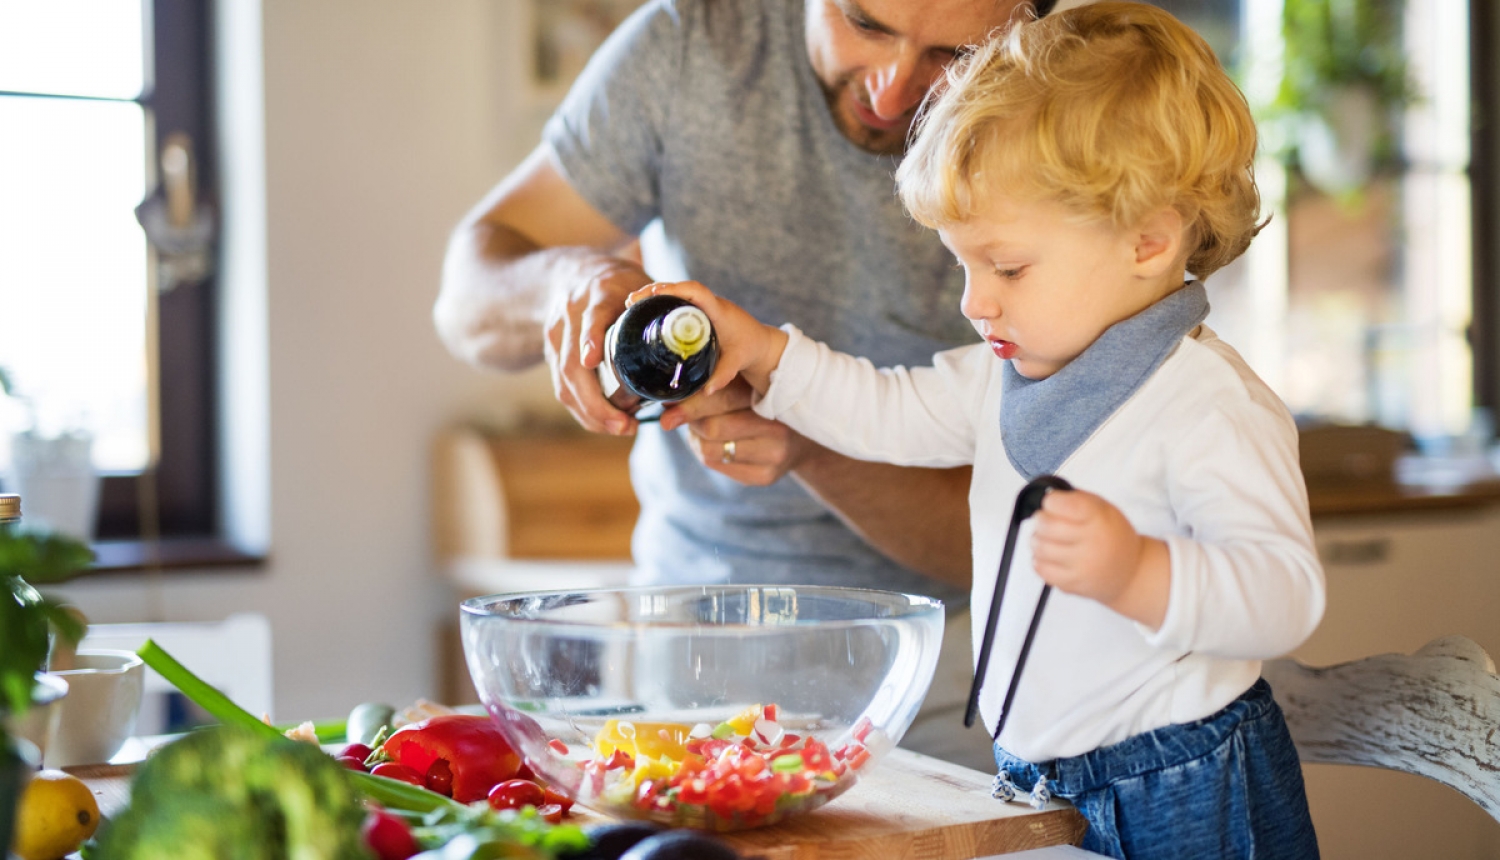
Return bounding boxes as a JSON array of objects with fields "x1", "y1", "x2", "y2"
[
  {"x1": 430, "y1": 424, "x2": 638, "y2": 703},
  {"x1": 1262, "y1": 635, "x2": 1500, "y2": 822}
]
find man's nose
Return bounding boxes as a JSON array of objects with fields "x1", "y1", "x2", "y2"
[{"x1": 866, "y1": 51, "x2": 932, "y2": 120}]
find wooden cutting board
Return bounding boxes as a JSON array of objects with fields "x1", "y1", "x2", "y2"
[
  {"x1": 69, "y1": 748, "x2": 1086, "y2": 859},
  {"x1": 711, "y1": 749, "x2": 1087, "y2": 859}
]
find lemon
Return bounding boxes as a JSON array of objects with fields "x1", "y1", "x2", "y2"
[
  {"x1": 594, "y1": 719, "x2": 693, "y2": 761},
  {"x1": 11, "y1": 769, "x2": 101, "y2": 860}
]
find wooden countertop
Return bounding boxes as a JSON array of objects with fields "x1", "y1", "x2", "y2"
[
  {"x1": 71, "y1": 747, "x2": 1087, "y2": 859},
  {"x1": 449, "y1": 428, "x2": 1500, "y2": 530},
  {"x1": 1307, "y1": 476, "x2": 1500, "y2": 519}
]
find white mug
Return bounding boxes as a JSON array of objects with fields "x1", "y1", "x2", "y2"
[
  {"x1": 5, "y1": 672, "x2": 69, "y2": 761},
  {"x1": 44, "y1": 650, "x2": 145, "y2": 768}
]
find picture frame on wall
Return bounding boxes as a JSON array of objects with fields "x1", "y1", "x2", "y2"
[{"x1": 531, "y1": 0, "x2": 645, "y2": 94}]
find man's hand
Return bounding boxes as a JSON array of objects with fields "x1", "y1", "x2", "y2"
[
  {"x1": 543, "y1": 254, "x2": 655, "y2": 435},
  {"x1": 659, "y1": 379, "x2": 811, "y2": 486},
  {"x1": 1031, "y1": 490, "x2": 1169, "y2": 628}
]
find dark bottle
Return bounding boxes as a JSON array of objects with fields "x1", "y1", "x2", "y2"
[
  {"x1": 598, "y1": 295, "x2": 718, "y2": 414},
  {"x1": 1, "y1": 492, "x2": 30, "y2": 855}
]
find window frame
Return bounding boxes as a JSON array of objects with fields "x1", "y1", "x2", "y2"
[
  {"x1": 1472, "y1": 1, "x2": 1499, "y2": 419},
  {"x1": 84, "y1": 0, "x2": 246, "y2": 567}
]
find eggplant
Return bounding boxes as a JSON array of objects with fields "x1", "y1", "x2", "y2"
[{"x1": 618, "y1": 829, "x2": 740, "y2": 860}]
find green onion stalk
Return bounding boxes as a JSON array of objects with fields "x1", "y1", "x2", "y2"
[{"x1": 136, "y1": 639, "x2": 463, "y2": 815}]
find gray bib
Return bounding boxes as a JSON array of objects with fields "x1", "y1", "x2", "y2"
[{"x1": 1001, "y1": 283, "x2": 1210, "y2": 478}]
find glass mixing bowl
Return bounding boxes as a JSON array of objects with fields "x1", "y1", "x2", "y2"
[{"x1": 461, "y1": 584, "x2": 944, "y2": 831}]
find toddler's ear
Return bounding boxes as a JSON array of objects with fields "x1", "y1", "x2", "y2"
[{"x1": 1133, "y1": 207, "x2": 1185, "y2": 277}]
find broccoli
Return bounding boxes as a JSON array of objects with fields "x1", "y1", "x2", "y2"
[{"x1": 88, "y1": 725, "x2": 370, "y2": 860}]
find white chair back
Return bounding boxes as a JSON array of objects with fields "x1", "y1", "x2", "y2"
[
  {"x1": 1263, "y1": 635, "x2": 1500, "y2": 822},
  {"x1": 78, "y1": 612, "x2": 274, "y2": 730}
]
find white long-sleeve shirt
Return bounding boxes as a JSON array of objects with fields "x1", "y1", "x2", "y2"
[{"x1": 755, "y1": 324, "x2": 1325, "y2": 762}]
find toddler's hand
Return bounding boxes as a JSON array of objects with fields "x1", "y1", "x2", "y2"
[
  {"x1": 1030, "y1": 489, "x2": 1168, "y2": 628},
  {"x1": 627, "y1": 281, "x2": 789, "y2": 395}
]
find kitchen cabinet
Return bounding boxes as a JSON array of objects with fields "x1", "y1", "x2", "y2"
[
  {"x1": 431, "y1": 426, "x2": 635, "y2": 705},
  {"x1": 1291, "y1": 505, "x2": 1500, "y2": 860}
]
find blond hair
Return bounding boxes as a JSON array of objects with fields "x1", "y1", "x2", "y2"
[{"x1": 897, "y1": 1, "x2": 1263, "y2": 278}]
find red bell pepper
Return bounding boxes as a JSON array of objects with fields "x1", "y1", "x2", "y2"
[{"x1": 379, "y1": 713, "x2": 522, "y2": 803}]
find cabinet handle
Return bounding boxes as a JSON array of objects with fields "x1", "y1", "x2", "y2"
[{"x1": 1318, "y1": 538, "x2": 1391, "y2": 566}]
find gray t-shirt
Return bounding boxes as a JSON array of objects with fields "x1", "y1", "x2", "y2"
[{"x1": 544, "y1": 0, "x2": 975, "y2": 606}]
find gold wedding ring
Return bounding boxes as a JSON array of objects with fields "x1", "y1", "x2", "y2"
[{"x1": 721, "y1": 439, "x2": 737, "y2": 464}]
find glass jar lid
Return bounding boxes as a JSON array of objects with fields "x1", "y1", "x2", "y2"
[{"x1": 0, "y1": 493, "x2": 18, "y2": 523}]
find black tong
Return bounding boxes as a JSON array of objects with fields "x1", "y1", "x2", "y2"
[{"x1": 964, "y1": 474, "x2": 1074, "y2": 741}]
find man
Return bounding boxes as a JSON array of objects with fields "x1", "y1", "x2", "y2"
[{"x1": 434, "y1": 0, "x2": 1054, "y2": 771}]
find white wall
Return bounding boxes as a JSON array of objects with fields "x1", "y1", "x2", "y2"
[{"x1": 53, "y1": 0, "x2": 562, "y2": 721}]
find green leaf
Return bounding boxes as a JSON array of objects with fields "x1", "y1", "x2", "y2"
[
  {"x1": 0, "y1": 580, "x2": 52, "y2": 714},
  {"x1": 0, "y1": 527, "x2": 94, "y2": 584},
  {"x1": 0, "y1": 526, "x2": 93, "y2": 715},
  {"x1": 39, "y1": 597, "x2": 86, "y2": 647}
]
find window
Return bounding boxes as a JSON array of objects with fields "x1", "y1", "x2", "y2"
[
  {"x1": 0, "y1": 0, "x2": 224, "y2": 558},
  {"x1": 1150, "y1": 0, "x2": 1487, "y2": 446}
]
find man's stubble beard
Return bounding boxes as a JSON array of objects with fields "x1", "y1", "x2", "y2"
[{"x1": 819, "y1": 73, "x2": 911, "y2": 157}]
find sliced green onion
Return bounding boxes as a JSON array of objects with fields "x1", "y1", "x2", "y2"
[
  {"x1": 771, "y1": 753, "x2": 804, "y2": 773},
  {"x1": 711, "y1": 722, "x2": 736, "y2": 740}
]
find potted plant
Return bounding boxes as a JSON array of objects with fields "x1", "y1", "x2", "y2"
[
  {"x1": 0, "y1": 495, "x2": 93, "y2": 851},
  {"x1": 1268, "y1": 0, "x2": 1420, "y2": 199},
  {"x1": 0, "y1": 366, "x2": 100, "y2": 542}
]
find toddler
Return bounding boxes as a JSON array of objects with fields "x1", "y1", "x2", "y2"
[{"x1": 647, "y1": 3, "x2": 1323, "y2": 858}]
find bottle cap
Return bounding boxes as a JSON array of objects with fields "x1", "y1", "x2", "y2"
[
  {"x1": 0, "y1": 494, "x2": 19, "y2": 523},
  {"x1": 660, "y1": 306, "x2": 711, "y2": 359}
]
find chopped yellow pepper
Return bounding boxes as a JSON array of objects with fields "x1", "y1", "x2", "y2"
[
  {"x1": 725, "y1": 704, "x2": 762, "y2": 736},
  {"x1": 594, "y1": 719, "x2": 693, "y2": 761}
]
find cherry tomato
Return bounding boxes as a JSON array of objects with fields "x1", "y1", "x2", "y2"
[
  {"x1": 487, "y1": 778, "x2": 546, "y2": 811},
  {"x1": 535, "y1": 802, "x2": 565, "y2": 824},
  {"x1": 361, "y1": 809, "x2": 419, "y2": 860},
  {"x1": 371, "y1": 762, "x2": 425, "y2": 787},
  {"x1": 340, "y1": 742, "x2": 375, "y2": 762},
  {"x1": 541, "y1": 785, "x2": 574, "y2": 814},
  {"x1": 336, "y1": 755, "x2": 368, "y2": 772}
]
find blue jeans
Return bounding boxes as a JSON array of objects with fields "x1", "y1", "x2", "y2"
[{"x1": 993, "y1": 679, "x2": 1319, "y2": 860}]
